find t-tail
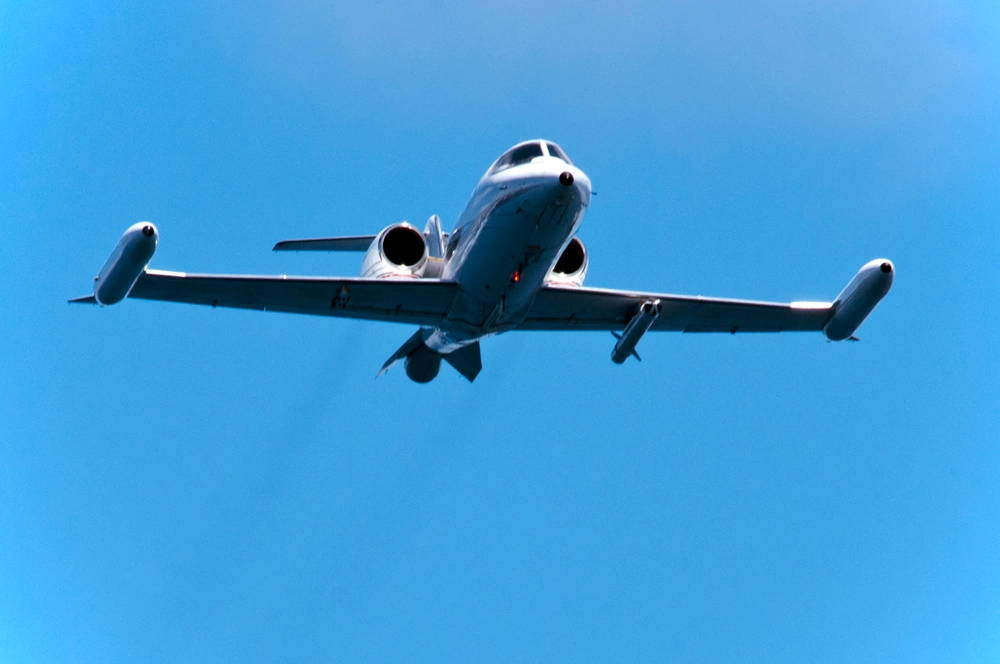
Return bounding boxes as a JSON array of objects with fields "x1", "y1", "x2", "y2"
[{"x1": 379, "y1": 328, "x2": 482, "y2": 384}]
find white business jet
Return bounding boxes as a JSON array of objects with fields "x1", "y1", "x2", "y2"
[{"x1": 72, "y1": 140, "x2": 894, "y2": 383}]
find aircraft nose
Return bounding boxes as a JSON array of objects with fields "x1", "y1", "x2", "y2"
[{"x1": 560, "y1": 167, "x2": 591, "y2": 205}]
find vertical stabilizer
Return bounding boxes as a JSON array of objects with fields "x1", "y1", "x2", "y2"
[{"x1": 423, "y1": 214, "x2": 446, "y2": 278}]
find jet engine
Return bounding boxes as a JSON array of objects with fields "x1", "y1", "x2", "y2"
[
  {"x1": 360, "y1": 223, "x2": 428, "y2": 278},
  {"x1": 545, "y1": 237, "x2": 588, "y2": 286}
]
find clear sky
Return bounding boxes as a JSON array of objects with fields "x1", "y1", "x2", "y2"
[{"x1": 3, "y1": 2, "x2": 999, "y2": 662}]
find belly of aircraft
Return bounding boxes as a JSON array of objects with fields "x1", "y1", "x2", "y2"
[{"x1": 438, "y1": 184, "x2": 584, "y2": 345}]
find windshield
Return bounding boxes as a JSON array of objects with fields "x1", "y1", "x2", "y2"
[
  {"x1": 546, "y1": 142, "x2": 571, "y2": 163},
  {"x1": 490, "y1": 142, "x2": 544, "y2": 173}
]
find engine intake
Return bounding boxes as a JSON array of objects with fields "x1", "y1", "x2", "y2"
[
  {"x1": 383, "y1": 225, "x2": 425, "y2": 266},
  {"x1": 545, "y1": 237, "x2": 588, "y2": 286},
  {"x1": 361, "y1": 223, "x2": 428, "y2": 278}
]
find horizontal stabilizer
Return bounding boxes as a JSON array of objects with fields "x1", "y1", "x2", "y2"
[
  {"x1": 68, "y1": 295, "x2": 97, "y2": 304},
  {"x1": 379, "y1": 328, "x2": 431, "y2": 375},
  {"x1": 444, "y1": 342, "x2": 482, "y2": 382},
  {"x1": 273, "y1": 236, "x2": 376, "y2": 252}
]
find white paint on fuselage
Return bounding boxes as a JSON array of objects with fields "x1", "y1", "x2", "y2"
[{"x1": 426, "y1": 144, "x2": 592, "y2": 354}]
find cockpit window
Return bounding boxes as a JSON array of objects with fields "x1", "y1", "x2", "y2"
[
  {"x1": 491, "y1": 142, "x2": 545, "y2": 173},
  {"x1": 546, "y1": 142, "x2": 571, "y2": 163}
]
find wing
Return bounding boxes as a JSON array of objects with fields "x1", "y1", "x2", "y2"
[
  {"x1": 122, "y1": 269, "x2": 458, "y2": 326},
  {"x1": 521, "y1": 284, "x2": 833, "y2": 333}
]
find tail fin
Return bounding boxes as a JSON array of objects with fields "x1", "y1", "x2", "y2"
[
  {"x1": 378, "y1": 328, "x2": 482, "y2": 383},
  {"x1": 443, "y1": 342, "x2": 482, "y2": 382},
  {"x1": 423, "y1": 215, "x2": 446, "y2": 278}
]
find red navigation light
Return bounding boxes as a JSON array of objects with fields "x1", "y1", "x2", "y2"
[{"x1": 511, "y1": 270, "x2": 521, "y2": 283}]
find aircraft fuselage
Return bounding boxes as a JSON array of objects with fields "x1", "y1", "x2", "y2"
[{"x1": 426, "y1": 154, "x2": 592, "y2": 353}]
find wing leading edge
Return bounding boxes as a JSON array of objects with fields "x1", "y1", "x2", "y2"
[
  {"x1": 521, "y1": 284, "x2": 833, "y2": 333},
  {"x1": 121, "y1": 269, "x2": 459, "y2": 326}
]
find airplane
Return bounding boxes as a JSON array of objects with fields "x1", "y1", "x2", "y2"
[{"x1": 71, "y1": 139, "x2": 894, "y2": 383}]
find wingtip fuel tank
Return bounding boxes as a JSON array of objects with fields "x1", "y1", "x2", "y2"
[
  {"x1": 94, "y1": 222, "x2": 159, "y2": 305},
  {"x1": 823, "y1": 258, "x2": 894, "y2": 341}
]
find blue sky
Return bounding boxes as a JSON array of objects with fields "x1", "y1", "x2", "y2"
[{"x1": 3, "y1": 2, "x2": 999, "y2": 661}]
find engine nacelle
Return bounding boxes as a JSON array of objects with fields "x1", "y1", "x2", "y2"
[
  {"x1": 361, "y1": 223, "x2": 428, "y2": 279},
  {"x1": 94, "y1": 222, "x2": 159, "y2": 305},
  {"x1": 824, "y1": 258, "x2": 894, "y2": 341},
  {"x1": 545, "y1": 237, "x2": 588, "y2": 286}
]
